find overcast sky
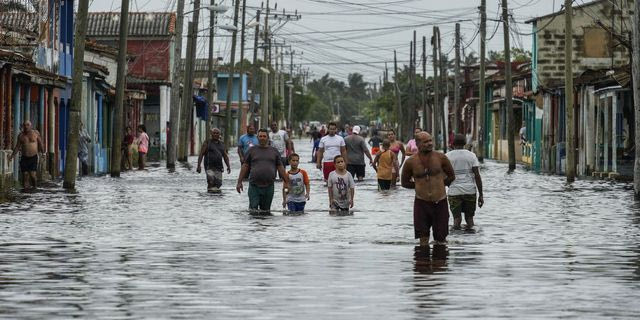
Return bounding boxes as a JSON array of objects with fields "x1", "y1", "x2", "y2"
[{"x1": 89, "y1": 0, "x2": 568, "y2": 83}]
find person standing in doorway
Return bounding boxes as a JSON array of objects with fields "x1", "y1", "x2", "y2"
[
  {"x1": 136, "y1": 125, "x2": 149, "y2": 170},
  {"x1": 78, "y1": 122, "x2": 92, "y2": 176},
  {"x1": 446, "y1": 134, "x2": 484, "y2": 229},
  {"x1": 197, "y1": 128, "x2": 231, "y2": 192},
  {"x1": 344, "y1": 125, "x2": 373, "y2": 181},
  {"x1": 269, "y1": 122, "x2": 291, "y2": 168},
  {"x1": 401, "y1": 132, "x2": 455, "y2": 246},
  {"x1": 237, "y1": 125, "x2": 258, "y2": 164},
  {"x1": 316, "y1": 122, "x2": 347, "y2": 182},
  {"x1": 237, "y1": 129, "x2": 288, "y2": 213},
  {"x1": 8, "y1": 121, "x2": 44, "y2": 190}
]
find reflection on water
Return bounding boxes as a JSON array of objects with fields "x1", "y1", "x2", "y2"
[{"x1": 1, "y1": 140, "x2": 640, "y2": 318}]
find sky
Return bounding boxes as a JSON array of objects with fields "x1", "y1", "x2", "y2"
[{"x1": 88, "y1": 0, "x2": 571, "y2": 83}]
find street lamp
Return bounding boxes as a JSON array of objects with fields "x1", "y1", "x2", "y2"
[
  {"x1": 183, "y1": 4, "x2": 229, "y2": 15},
  {"x1": 218, "y1": 24, "x2": 238, "y2": 32}
]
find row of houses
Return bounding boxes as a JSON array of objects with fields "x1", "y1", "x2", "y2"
[
  {"x1": 452, "y1": 0, "x2": 633, "y2": 180},
  {"x1": 0, "y1": 0, "x2": 251, "y2": 193}
]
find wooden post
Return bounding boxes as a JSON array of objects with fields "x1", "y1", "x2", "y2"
[
  {"x1": 394, "y1": 50, "x2": 402, "y2": 136},
  {"x1": 63, "y1": 0, "x2": 90, "y2": 188},
  {"x1": 179, "y1": 20, "x2": 196, "y2": 161},
  {"x1": 565, "y1": 0, "x2": 576, "y2": 181},
  {"x1": 632, "y1": 0, "x2": 640, "y2": 197},
  {"x1": 167, "y1": 0, "x2": 184, "y2": 168},
  {"x1": 502, "y1": 0, "x2": 516, "y2": 172},
  {"x1": 109, "y1": 0, "x2": 130, "y2": 176},
  {"x1": 478, "y1": 0, "x2": 487, "y2": 162},
  {"x1": 206, "y1": 0, "x2": 217, "y2": 135},
  {"x1": 224, "y1": 0, "x2": 241, "y2": 148}
]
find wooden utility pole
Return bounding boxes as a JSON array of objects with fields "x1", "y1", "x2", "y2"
[
  {"x1": 454, "y1": 22, "x2": 461, "y2": 134},
  {"x1": 411, "y1": 30, "x2": 417, "y2": 136},
  {"x1": 287, "y1": 49, "x2": 294, "y2": 126},
  {"x1": 478, "y1": 0, "x2": 487, "y2": 162},
  {"x1": 109, "y1": 0, "x2": 130, "y2": 177},
  {"x1": 179, "y1": 20, "x2": 195, "y2": 161},
  {"x1": 422, "y1": 35, "x2": 428, "y2": 132},
  {"x1": 224, "y1": 0, "x2": 241, "y2": 148},
  {"x1": 565, "y1": 0, "x2": 576, "y2": 182},
  {"x1": 63, "y1": 0, "x2": 89, "y2": 188},
  {"x1": 262, "y1": 0, "x2": 271, "y2": 127},
  {"x1": 250, "y1": 8, "x2": 261, "y2": 128},
  {"x1": 394, "y1": 50, "x2": 402, "y2": 135},
  {"x1": 207, "y1": 0, "x2": 217, "y2": 135},
  {"x1": 167, "y1": 0, "x2": 185, "y2": 169},
  {"x1": 502, "y1": 0, "x2": 516, "y2": 172},
  {"x1": 235, "y1": 0, "x2": 247, "y2": 136},
  {"x1": 633, "y1": 0, "x2": 640, "y2": 198},
  {"x1": 432, "y1": 27, "x2": 440, "y2": 148},
  {"x1": 408, "y1": 40, "x2": 414, "y2": 141},
  {"x1": 438, "y1": 28, "x2": 447, "y2": 152}
]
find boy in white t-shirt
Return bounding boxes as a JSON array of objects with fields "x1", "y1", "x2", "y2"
[
  {"x1": 327, "y1": 155, "x2": 355, "y2": 212},
  {"x1": 316, "y1": 122, "x2": 347, "y2": 181},
  {"x1": 445, "y1": 134, "x2": 484, "y2": 229}
]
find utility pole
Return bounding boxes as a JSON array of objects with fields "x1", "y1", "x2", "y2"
[
  {"x1": 63, "y1": 0, "x2": 89, "y2": 188},
  {"x1": 207, "y1": 0, "x2": 217, "y2": 135},
  {"x1": 438, "y1": 27, "x2": 447, "y2": 152},
  {"x1": 109, "y1": 0, "x2": 130, "y2": 177},
  {"x1": 408, "y1": 40, "x2": 414, "y2": 141},
  {"x1": 287, "y1": 49, "x2": 294, "y2": 126},
  {"x1": 236, "y1": 0, "x2": 247, "y2": 136},
  {"x1": 565, "y1": 0, "x2": 576, "y2": 182},
  {"x1": 432, "y1": 27, "x2": 440, "y2": 149},
  {"x1": 250, "y1": 8, "x2": 261, "y2": 128},
  {"x1": 633, "y1": 0, "x2": 640, "y2": 198},
  {"x1": 179, "y1": 20, "x2": 195, "y2": 161},
  {"x1": 262, "y1": 0, "x2": 270, "y2": 127},
  {"x1": 167, "y1": 0, "x2": 185, "y2": 169},
  {"x1": 224, "y1": 0, "x2": 241, "y2": 148},
  {"x1": 394, "y1": 50, "x2": 402, "y2": 136},
  {"x1": 502, "y1": 0, "x2": 516, "y2": 172},
  {"x1": 454, "y1": 22, "x2": 461, "y2": 134},
  {"x1": 422, "y1": 35, "x2": 428, "y2": 132},
  {"x1": 478, "y1": 0, "x2": 487, "y2": 162}
]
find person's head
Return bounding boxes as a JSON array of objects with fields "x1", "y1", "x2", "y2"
[
  {"x1": 270, "y1": 122, "x2": 278, "y2": 132},
  {"x1": 522, "y1": 121, "x2": 526, "y2": 126},
  {"x1": 126, "y1": 126, "x2": 132, "y2": 134},
  {"x1": 22, "y1": 121, "x2": 32, "y2": 132},
  {"x1": 416, "y1": 132, "x2": 434, "y2": 153},
  {"x1": 372, "y1": 129, "x2": 378, "y2": 136},
  {"x1": 246, "y1": 125, "x2": 256, "y2": 135},
  {"x1": 333, "y1": 155, "x2": 346, "y2": 170},
  {"x1": 414, "y1": 127, "x2": 422, "y2": 138},
  {"x1": 387, "y1": 129, "x2": 396, "y2": 141},
  {"x1": 210, "y1": 128, "x2": 221, "y2": 140},
  {"x1": 257, "y1": 128, "x2": 269, "y2": 146},
  {"x1": 137, "y1": 124, "x2": 146, "y2": 133},
  {"x1": 288, "y1": 153, "x2": 300, "y2": 169},
  {"x1": 327, "y1": 122, "x2": 337, "y2": 136},
  {"x1": 453, "y1": 134, "x2": 466, "y2": 149},
  {"x1": 286, "y1": 128, "x2": 292, "y2": 135},
  {"x1": 352, "y1": 125, "x2": 361, "y2": 135},
  {"x1": 382, "y1": 139, "x2": 391, "y2": 150}
]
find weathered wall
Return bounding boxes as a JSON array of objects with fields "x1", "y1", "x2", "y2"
[{"x1": 535, "y1": 1, "x2": 632, "y2": 88}]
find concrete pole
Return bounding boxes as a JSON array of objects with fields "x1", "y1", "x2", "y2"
[
  {"x1": 502, "y1": 0, "x2": 516, "y2": 172},
  {"x1": 109, "y1": 0, "x2": 130, "y2": 177},
  {"x1": 178, "y1": 21, "x2": 195, "y2": 161},
  {"x1": 287, "y1": 50, "x2": 294, "y2": 126},
  {"x1": 262, "y1": 0, "x2": 270, "y2": 126},
  {"x1": 407, "y1": 40, "x2": 413, "y2": 141},
  {"x1": 207, "y1": 0, "x2": 217, "y2": 135},
  {"x1": 565, "y1": 0, "x2": 576, "y2": 182},
  {"x1": 249, "y1": 9, "x2": 261, "y2": 128},
  {"x1": 224, "y1": 0, "x2": 241, "y2": 148},
  {"x1": 236, "y1": 0, "x2": 247, "y2": 134},
  {"x1": 632, "y1": 0, "x2": 640, "y2": 197},
  {"x1": 394, "y1": 50, "x2": 402, "y2": 136},
  {"x1": 454, "y1": 22, "x2": 461, "y2": 134},
  {"x1": 422, "y1": 35, "x2": 428, "y2": 132},
  {"x1": 438, "y1": 28, "x2": 447, "y2": 152},
  {"x1": 63, "y1": 0, "x2": 90, "y2": 187},
  {"x1": 432, "y1": 27, "x2": 440, "y2": 148},
  {"x1": 167, "y1": 0, "x2": 184, "y2": 169},
  {"x1": 478, "y1": 0, "x2": 486, "y2": 162}
]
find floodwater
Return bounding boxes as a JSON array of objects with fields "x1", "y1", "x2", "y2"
[{"x1": 1, "y1": 138, "x2": 639, "y2": 319}]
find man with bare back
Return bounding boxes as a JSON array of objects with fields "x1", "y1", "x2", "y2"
[
  {"x1": 401, "y1": 131, "x2": 455, "y2": 246},
  {"x1": 8, "y1": 121, "x2": 44, "y2": 189}
]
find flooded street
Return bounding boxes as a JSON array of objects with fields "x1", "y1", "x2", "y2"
[{"x1": 1, "y1": 139, "x2": 639, "y2": 319}]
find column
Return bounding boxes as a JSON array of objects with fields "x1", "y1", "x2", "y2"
[
  {"x1": 603, "y1": 96, "x2": 609, "y2": 172},
  {"x1": 612, "y1": 93, "x2": 617, "y2": 173},
  {"x1": 13, "y1": 80, "x2": 20, "y2": 180},
  {"x1": 24, "y1": 84, "x2": 31, "y2": 123}
]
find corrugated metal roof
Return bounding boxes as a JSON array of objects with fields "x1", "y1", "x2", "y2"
[{"x1": 87, "y1": 12, "x2": 176, "y2": 38}]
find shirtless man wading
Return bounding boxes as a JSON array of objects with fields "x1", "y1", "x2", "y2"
[
  {"x1": 401, "y1": 132, "x2": 455, "y2": 246},
  {"x1": 8, "y1": 121, "x2": 44, "y2": 189}
]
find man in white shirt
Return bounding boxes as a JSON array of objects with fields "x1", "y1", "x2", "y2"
[
  {"x1": 269, "y1": 121, "x2": 291, "y2": 166},
  {"x1": 316, "y1": 122, "x2": 347, "y2": 181},
  {"x1": 445, "y1": 134, "x2": 484, "y2": 229}
]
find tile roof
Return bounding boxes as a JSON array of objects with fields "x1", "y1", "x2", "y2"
[
  {"x1": 0, "y1": 12, "x2": 38, "y2": 35},
  {"x1": 87, "y1": 12, "x2": 176, "y2": 38}
]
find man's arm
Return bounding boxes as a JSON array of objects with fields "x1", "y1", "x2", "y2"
[
  {"x1": 223, "y1": 148, "x2": 231, "y2": 173},
  {"x1": 400, "y1": 158, "x2": 415, "y2": 189},
  {"x1": 399, "y1": 144, "x2": 406, "y2": 167},
  {"x1": 36, "y1": 131, "x2": 45, "y2": 153},
  {"x1": 8, "y1": 134, "x2": 23, "y2": 160},
  {"x1": 372, "y1": 152, "x2": 381, "y2": 171},
  {"x1": 362, "y1": 140, "x2": 373, "y2": 164},
  {"x1": 237, "y1": 146, "x2": 245, "y2": 164},
  {"x1": 473, "y1": 166, "x2": 484, "y2": 207},
  {"x1": 236, "y1": 163, "x2": 250, "y2": 193},
  {"x1": 441, "y1": 154, "x2": 455, "y2": 187},
  {"x1": 349, "y1": 187, "x2": 355, "y2": 208},
  {"x1": 316, "y1": 148, "x2": 324, "y2": 169},
  {"x1": 340, "y1": 146, "x2": 347, "y2": 165},
  {"x1": 196, "y1": 140, "x2": 207, "y2": 173},
  {"x1": 277, "y1": 165, "x2": 289, "y2": 184}
]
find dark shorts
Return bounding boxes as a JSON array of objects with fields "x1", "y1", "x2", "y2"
[
  {"x1": 347, "y1": 164, "x2": 365, "y2": 179},
  {"x1": 248, "y1": 184, "x2": 275, "y2": 211},
  {"x1": 20, "y1": 155, "x2": 38, "y2": 172},
  {"x1": 378, "y1": 179, "x2": 391, "y2": 190},
  {"x1": 413, "y1": 198, "x2": 449, "y2": 241},
  {"x1": 322, "y1": 162, "x2": 336, "y2": 181},
  {"x1": 448, "y1": 194, "x2": 477, "y2": 218},
  {"x1": 287, "y1": 201, "x2": 306, "y2": 212}
]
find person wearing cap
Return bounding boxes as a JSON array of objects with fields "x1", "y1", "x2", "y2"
[
  {"x1": 445, "y1": 134, "x2": 484, "y2": 229},
  {"x1": 344, "y1": 125, "x2": 373, "y2": 181}
]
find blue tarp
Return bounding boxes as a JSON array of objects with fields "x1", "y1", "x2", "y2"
[{"x1": 194, "y1": 95, "x2": 209, "y2": 121}]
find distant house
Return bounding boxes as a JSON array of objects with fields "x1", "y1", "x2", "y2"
[{"x1": 87, "y1": 12, "x2": 177, "y2": 161}]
